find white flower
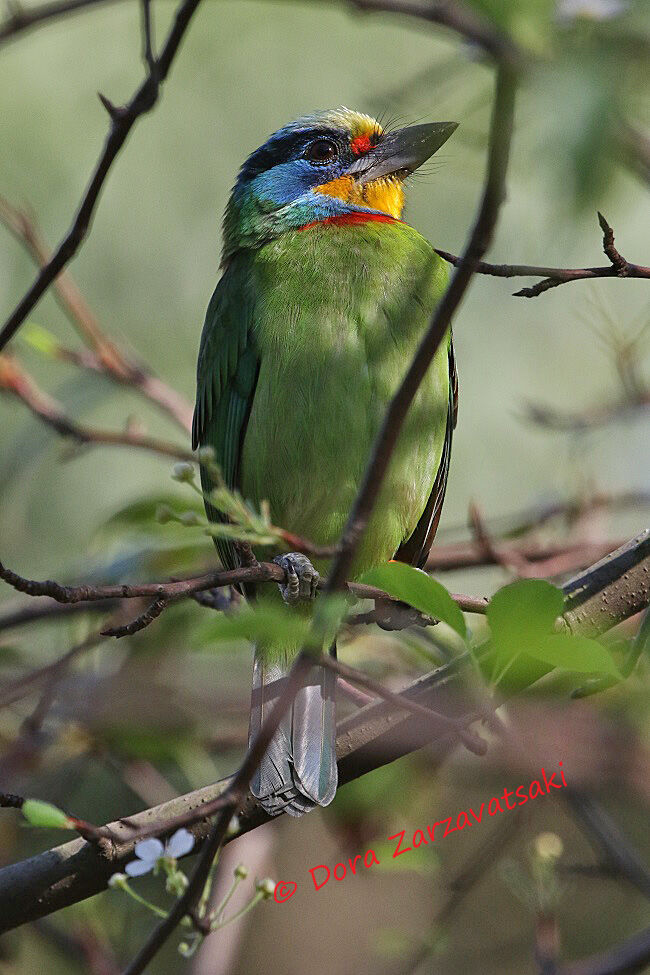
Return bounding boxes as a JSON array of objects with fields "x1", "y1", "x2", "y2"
[{"x1": 124, "y1": 829, "x2": 195, "y2": 878}]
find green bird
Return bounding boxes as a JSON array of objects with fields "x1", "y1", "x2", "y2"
[{"x1": 193, "y1": 108, "x2": 458, "y2": 817}]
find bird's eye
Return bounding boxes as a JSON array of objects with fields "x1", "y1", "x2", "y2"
[{"x1": 305, "y1": 139, "x2": 339, "y2": 164}]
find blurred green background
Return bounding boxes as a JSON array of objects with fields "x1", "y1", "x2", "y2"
[{"x1": 0, "y1": 1, "x2": 649, "y2": 973}]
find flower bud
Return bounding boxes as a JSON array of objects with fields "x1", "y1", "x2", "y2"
[
  {"x1": 234, "y1": 863, "x2": 249, "y2": 880},
  {"x1": 197, "y1": 446, "x2": 215, "y2": 464},
  {"x1": 179, "y1": 510, "x2": 201, "y2": 526},
  {"x1": 256, "y1": 877, "x2": 276, "y2": 899},
  {"x1": 535, "y1": 832, "x2": 563, "y2": 861},
  {"x1": 108, "y1": 872, "x2": 129, "y2": 890},
  {"x1": 172, "y1": 462, "x2": 195, "y2": 483}
]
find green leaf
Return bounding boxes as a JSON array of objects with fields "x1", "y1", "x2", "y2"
[
  {"x1": 21, "y1": 799, "x2": 73, "y2": 830},
  {"x1": 312, "y1": 594, "x2": 349, "y2": 653},
  {"x1": 528, "y1": 635, "x2": 621, "y2": 678},
  {"x1": 359, "y1": 563, "x2": 466, "y2": 639},
  {"x1": 199, "y1": 599, "x2": 311, "y2": 656},
  {"x1": 487, "y1": 580, "x2": 564, "y2": 650},
  {"x1": 21, "y1": 322, "x2": 61, "y2": 359}
]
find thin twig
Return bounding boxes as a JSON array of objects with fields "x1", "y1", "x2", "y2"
[
  {"x1": 100, "y1": 596, "x2": 169, "y2": 637},
  {"x1": 0, "y1": 195, "x2": 193, "y2": 432},
  {"x1": 0, "y1": 0, "x2": 203, "y2": 352},
  {"x1": 348, "y1": 0, "x2": 524, "y2": 68},
  {"x1": 0, "y1": 0, "x2": 122, "y2": 47},
  {"x1": 0, "y1": 530, "x2": 647, "y2": 932},
  {"x1": 0, "y1": 355, "x2": 194, "y2": 461},
  {"x1": 324, "y1": 64, "x2": 517, "y2": 600},
  {"x1": 435, "y1": 213, "x2": 650, "y2": 299},
  {"x1": 317, "y1": 653, "x2": 487, "y2": 756}
]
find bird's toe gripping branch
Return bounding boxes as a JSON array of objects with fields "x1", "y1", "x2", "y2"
[{"x1": 272, "y1": 553, "x2": 320, "y2": 605}]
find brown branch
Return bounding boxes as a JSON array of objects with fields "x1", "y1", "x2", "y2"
[
  {"x1": 0, "y1": 557, "x2": 486, "y2": 640},
  {"x1": 428, "y1": 536, "x2": 627, "y2": 577},
  {"x1": 318, "y1": 653, "x2": 487, "y2": 756},
  {"x1": 0, "y1": 0, "x2": 202, "y2": 353},
  {"x1": 348, "y1": 0, "x2": 525, "y2": 68},
  {"x1": 0, "y1": 0, "x2": 122, "y2": 47},
  {"x1": 100, "y1": 597, "x2": 169, "y2": 638},
  {"x1": 435, "y1": 214, "x2": 650, "y2": 298},
  {"x1": 438, "y1": 492, "x2": 650, "y2": 543},
  {"x1": 0, "y1": 529, "x2": 644, "y2": 934},
  {"x1": 524, "y1": 395, "x2": 650, "y2": 432},
  {"x1": 0, "y1": 196, "x2": 193, "y2": 432},
  {"x1": 0, "y1": 355, "x2": 194, "y2": 461}
]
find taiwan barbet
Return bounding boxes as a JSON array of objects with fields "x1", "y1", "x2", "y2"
[{"x1": 193, "y1": 108, "x2": 458, "y2": 816}]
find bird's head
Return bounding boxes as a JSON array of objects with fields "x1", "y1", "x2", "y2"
[{"x1": 222, "y1": 108, "x2": 457, "y2": 262}]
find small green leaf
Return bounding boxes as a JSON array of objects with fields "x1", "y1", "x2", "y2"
[
  {"x1": 21, "y1": 322, "x2": 61, "y2": 359},
  {"x1": 22, "y1": 799, "x2": 74, "y2": 830},
  {"x1": 528, "y1": 635, "x2": 621, "y2": 678},
  {"x1": 487, "y1": 580, "x2": 564, "y2": 650},
  {"x1": 312, "y1": 594, "x2": 349, "y2": 652},
  {"x1": 359, "y1": 563, "x2": 466, "y2": 638},
  {"x1": 199, "y1": 600, "x2": 310, "y2": 656}
]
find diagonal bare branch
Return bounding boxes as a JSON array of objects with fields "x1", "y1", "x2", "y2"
[{"x1": 0, "y1": 0, "x2": 203, "y2": 353}]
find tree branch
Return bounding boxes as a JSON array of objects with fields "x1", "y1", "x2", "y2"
[
  {"x1": 0, "y1": 531, "x2": 646, "y2": 934},
  {"x1": 0, "y1": 0, "x2": 122, "y2": 47},
  {"x1": 347, "y1": 0, "x2": 525, "y2": 68},
  {"x1": 0, "y1": 0, "x2": 202, "y2": 353},
  {"x1": 435, "y1": 213, "x2": 650, "y2": 298},
  {"x1": 0, "y1": 196, "x2": 193, "y2": 432},
  {"x1": 0, "y1": 355, "x2": 194, "y2": 461}
]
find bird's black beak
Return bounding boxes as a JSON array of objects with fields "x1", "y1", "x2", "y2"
[{"x1": 347, "y1": 121, "x2": 458, "y2": 184}]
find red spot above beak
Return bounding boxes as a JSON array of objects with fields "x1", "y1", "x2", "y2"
[{"x1": 351, "y1": 134, "x2": 373, "y2": 155}]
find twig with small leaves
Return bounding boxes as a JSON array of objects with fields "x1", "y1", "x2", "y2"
[
  {"x1": 1, "y1": 531, "x2": 647, "y2": 933},
  {"x1": 0, "y1": 554, "x2": 488, "y2": 643}
]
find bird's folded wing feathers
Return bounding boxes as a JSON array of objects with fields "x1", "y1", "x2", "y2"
[{"x1": 193, "y1": 258, "x2": 260, "y2": 572}]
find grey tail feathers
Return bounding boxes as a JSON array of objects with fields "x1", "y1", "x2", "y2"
[{"x1": 249, "y1": 651, "x2": 337, "y2": 818}]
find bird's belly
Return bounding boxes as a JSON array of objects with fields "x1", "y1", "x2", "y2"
[{"x1": 240, "y1": 322, "x2": 448, "y2": 577}]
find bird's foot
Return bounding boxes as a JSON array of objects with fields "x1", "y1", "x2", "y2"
[{"x1": 273, "y1": 553, "x2": 320, "y2": 605}]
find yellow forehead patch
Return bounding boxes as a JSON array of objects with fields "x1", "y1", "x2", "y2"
[{"x1": 319, "y1": 107, "x2": 383, "y2": 141}]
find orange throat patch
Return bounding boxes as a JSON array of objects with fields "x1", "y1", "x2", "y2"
[{"x1": 314, "y1": 174, "x2": 405, "y2": 220}]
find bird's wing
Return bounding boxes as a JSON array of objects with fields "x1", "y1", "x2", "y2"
[
  {"x1": 393, "y1": 337, "x2": 457, "y2": 569},
  {"x1": 193, "y1": 257, "x2": 259, "y2": 572}
]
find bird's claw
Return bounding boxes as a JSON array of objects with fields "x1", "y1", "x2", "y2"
[{"x1": 273, "y1": 553, "x2": 320, "y2": 605}]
